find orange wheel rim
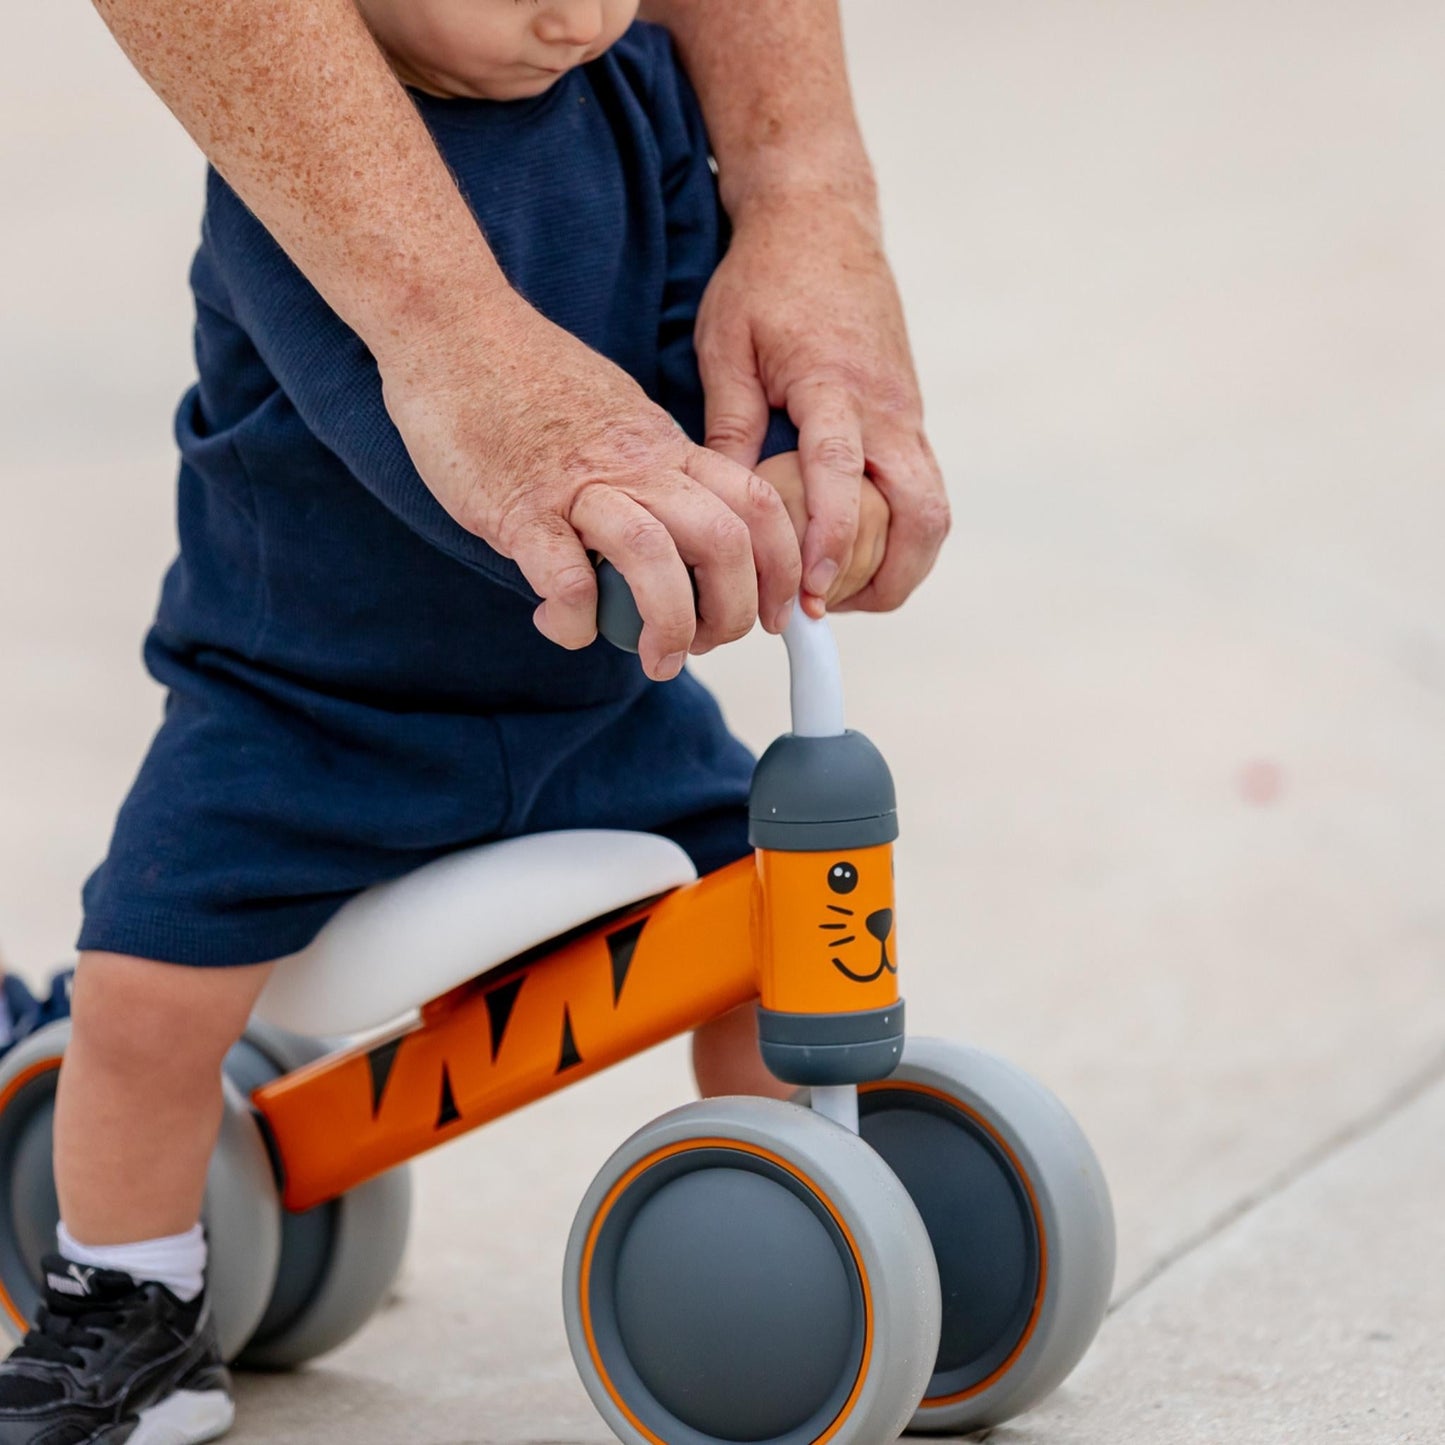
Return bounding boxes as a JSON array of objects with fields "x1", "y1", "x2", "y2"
[{"x1": 0, "y1": 1058, "x2": 64, "y2": 1333}]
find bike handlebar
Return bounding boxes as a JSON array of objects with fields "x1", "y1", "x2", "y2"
[
  {"x1": 592, "y1": 559, "x2": 846, "y2": 738},
  {"x1": 593, "y1": 559, "x2": 649, "y2": 655}
]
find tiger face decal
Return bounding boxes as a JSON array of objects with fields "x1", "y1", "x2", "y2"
[
  {"x1": 820, "y1": 858, "x2": 897, "y2": 984},
  {"x1": 756, "y1": 842, "x2": 899, "y2": 1017}
]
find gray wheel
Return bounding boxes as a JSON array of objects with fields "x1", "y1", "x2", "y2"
[
  {"x1": 227, "y1": 1020, "x2": 412, "y2": 1369},
  {"x1": 853, "y1": 1038, "x2": 1115, "y2": 1434},
  {"x1": 564, "y1": 1096, "x2": 942, "y2": 1445},
  {"x1": 0, "y1": 1019, "x2": 281, "y2": 1362},
  {"x1": 0, "y1": 1020, "x2": 65, "y2": 1341}
]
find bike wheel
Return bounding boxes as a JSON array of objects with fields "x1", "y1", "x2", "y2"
[
  {"x1": 565, "y1": 1095, "x2": 941, "y2": 1445},
  {"x1": 226, "y1": 1021, "x2": 412, "y2": 1370},
  {"x1": 0, "y1": 1019, "x2": 281, "y2": 1362},
  {"x1": 856, "y1": 1037, "x2": 1115, "y2": 1433}
]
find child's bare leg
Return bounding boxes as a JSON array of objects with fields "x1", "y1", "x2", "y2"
[
  {"x1": 691, "y1": 1001, "x2": 793, "y2": 1101},
  {"x1": 54, "y1": 951, "x2": 273, "y2": 1243}
]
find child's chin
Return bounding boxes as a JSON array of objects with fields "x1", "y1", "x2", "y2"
[{"x1": 474, "y1": 70, "x2": 568, "y2": 102}]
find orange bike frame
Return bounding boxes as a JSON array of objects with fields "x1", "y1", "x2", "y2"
[{"x1": 253, "y1": 839, "x2": 899, "y2": 1213}]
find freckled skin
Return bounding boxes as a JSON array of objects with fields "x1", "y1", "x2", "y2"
[
  {"x1": 89, "y1": 0, "x2": 808, "y2": 675},
  {"x1": 92, "y1": 0, "x2": 512, "y2": 350},
  {"x1": 647, "y1": 1, "x2": 950, "y2": 611},
  {"x1": 644, "y1": 0, "x2": 873, "y2": 215},
  {"x1": 89, "y1": 0, "x2": 943, "y2": 639}
]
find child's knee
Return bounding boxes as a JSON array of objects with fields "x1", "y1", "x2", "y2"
[
  {"x1": 692, "y1": 1002, "x2": 793, "y2": 1101},
  {"x1": 70, "y1": 951, "x2": 271, "y2": 1078}
]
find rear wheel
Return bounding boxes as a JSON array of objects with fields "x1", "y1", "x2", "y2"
[
  {"x1": 856, "y1": 1038, "x2": 1115, "y2": 1433},
  {"x1": 225, "y1": 1021, "x2": 412, "y2": 1370},
  {"x1": 0, "y1": 1019, "x2": 281, "y2": 1361}
]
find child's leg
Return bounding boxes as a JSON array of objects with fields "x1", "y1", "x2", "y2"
[
  {"x1": 54, "y1": 951, "x2": 273, "y2": 1244},
  {"x1": 692, "y1": 1002, "x2": 793, "y2": 1101},
  {"x1": 0, "y1": 953, "x2": 264, "y2": 1442}
]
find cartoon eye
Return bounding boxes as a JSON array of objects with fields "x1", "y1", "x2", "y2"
[{"x1": 827, "y1": 862, "x2": 858, "y2": 895}]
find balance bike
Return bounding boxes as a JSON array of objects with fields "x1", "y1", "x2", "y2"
[{"x1": 0, "y1": 573, "x2": 1115, "y2": 1441}]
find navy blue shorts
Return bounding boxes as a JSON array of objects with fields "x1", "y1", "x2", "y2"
[{"x1": 79, "y1": 636, "x2": 753, "y2": 967}]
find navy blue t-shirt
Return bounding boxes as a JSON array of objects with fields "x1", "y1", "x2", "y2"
[{"x1": 80, "y1": 23, "x2": 795, "y2": 966}]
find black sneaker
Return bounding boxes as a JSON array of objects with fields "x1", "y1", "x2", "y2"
[{"x1": 0, "y1": 1255, "x2": 233, "y2": 1444}]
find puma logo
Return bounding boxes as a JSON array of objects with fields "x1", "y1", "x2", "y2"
[{"x1": 46, "y1": 1264, "x2": 97, "y2": 1298}]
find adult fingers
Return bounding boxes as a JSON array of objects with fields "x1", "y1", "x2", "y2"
[
  {"x1": 792, "y1": 382, "x2": 865, "y2": 600},
  {"x1": 841, "y1": 428, "x2": 950, "y2": 612},
  {"x1": 569, "y1": 483, "x2": 696, "y2": 679},
  {"x1": 506, "y1": 513, "x2": 603, "y2": 651},
  {"x1": 829, "y1": 479, "x2": 891, "y2": 608},
  {"x1": 698, "y1": 321, "x2": 770, "y2": 469},
  {"x1": 683, "y1": 448, "x2": 801, "y2": 641}
]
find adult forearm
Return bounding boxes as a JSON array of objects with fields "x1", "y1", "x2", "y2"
[
  {"x1": 91, "y1": 0, "x2": 510, "y2": 362},
  {"x1": 649, "y1": 1, "x2": 948, "y2": 611},
  {"x1": 644, "y1": 0, "x2": 878, "y2": 220}
]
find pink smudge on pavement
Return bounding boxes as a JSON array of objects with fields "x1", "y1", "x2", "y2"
[{"x1": 1239, "y1": 758, "x2": 1285, "y2": 806}]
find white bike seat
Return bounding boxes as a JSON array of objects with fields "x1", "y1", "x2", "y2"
[{"x1": 254, "y1": 830, "x2": 698, "y2": 1037}]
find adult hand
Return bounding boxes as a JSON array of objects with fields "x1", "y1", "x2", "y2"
[
  {"x1": 378, "y1": 292, "x2": 801, "y2": 681},
  {"x1": 695, "y1": 190, "x2": 950, "y2": 613}
]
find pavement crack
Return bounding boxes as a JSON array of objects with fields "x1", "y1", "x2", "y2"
[{"x1": 1109, "y1": 1044, "x2": 1445, "y2": 1316}]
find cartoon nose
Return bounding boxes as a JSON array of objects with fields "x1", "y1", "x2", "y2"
[{"x1": 865, "y1": 908, "x2": 893, "y2": 942}]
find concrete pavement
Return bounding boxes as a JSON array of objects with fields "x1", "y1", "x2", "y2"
[{"x1": 3, "y1": 1, "x2": 1443, "y2": 1440}]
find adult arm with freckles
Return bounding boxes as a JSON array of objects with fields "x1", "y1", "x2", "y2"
[
  {"x1": 88, "y1": 0, "x2": 801, "y2": 679},
  {"x1": 643, "y1": 0, "x2": 951, "y2": 611}
]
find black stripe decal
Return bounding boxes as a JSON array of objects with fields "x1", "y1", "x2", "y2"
[
  {"x1": 606, "y1": 918, "x2": 648, "y2": 1006},
  {"x1": 557, "y1": 1006, "x2": 583, "y2": 1073},
  {"x1": 366, "y1": 1038, "x2": 402, "y2": 1119},
  {"x1": 484, "y1": 975, "x2": 526, "y2": 1062},
  {"x1": 436, "y1": 1063, "x2": 461, "y2": 1128}
]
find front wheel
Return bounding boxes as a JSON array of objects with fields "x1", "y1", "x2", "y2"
[
  {"x1": 565, "y1": 1096, "x2": 941, "y2": 1445},
  {"x1": 856, "y1": 1038, "x2": 1115, "y2": 1434}
]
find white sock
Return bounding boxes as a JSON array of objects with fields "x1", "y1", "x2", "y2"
[{"x1": 56, "y1": 1222, "x2": 207, "y2": 1303}]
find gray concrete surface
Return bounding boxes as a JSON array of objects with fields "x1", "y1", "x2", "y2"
[
  {"x1": 3, "y1": 1, "x2": 1443, "y2": 1441},
  {"x1": 1002, "y1": 1074, "x2": 1445, "y2": 1445}
]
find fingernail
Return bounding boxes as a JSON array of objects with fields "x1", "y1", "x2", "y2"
[
  {"x1": 770, "y1": 599, "x2": 795, "y2": 633},
  {"x1": 657, "y1": 651, "x2": 687, "y2": 679},
  {"x1": 807, "y1": 559, "x2": 839, "y2": 595}
]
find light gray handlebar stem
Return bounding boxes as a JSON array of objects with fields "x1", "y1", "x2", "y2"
[
  {"x1": 782, "y1": 606, "x2": 846, "y2": 739},
  {"x1": 593, "y1": 561, "x2": 845, "y2": 738}
]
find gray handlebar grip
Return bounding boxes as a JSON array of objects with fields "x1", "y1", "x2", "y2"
[
  {"x1": 595, "y1": 559, "x2": 645, "y2": 654},
  {"x1": 594, "y1": 559, "x2": 702, "y2": 654}
]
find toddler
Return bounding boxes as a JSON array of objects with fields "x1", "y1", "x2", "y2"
[{"x1": 0, "y1": 2, "x2": 888, "y2": 1441}]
